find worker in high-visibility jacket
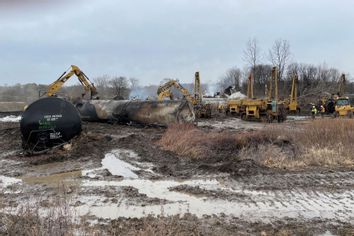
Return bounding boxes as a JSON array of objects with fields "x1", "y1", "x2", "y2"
[{"x1": 311, "y1": 105, "x2": 317, "y2": 119}]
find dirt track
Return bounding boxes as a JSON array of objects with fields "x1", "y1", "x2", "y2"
[{"x1": 0, "y1": 117, "x2": 353, "y2": 235}]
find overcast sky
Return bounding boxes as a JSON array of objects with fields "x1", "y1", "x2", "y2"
[{"x1": 0, "y1": 0, "x2": 353, "y2": 86}]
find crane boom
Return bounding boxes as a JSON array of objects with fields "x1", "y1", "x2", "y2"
[
  {"x1": 247, "y1": 72, "x2": 254, "y2": 99},
  {"x1": 290, "y1": 72, "x2": 298, "y2": 103},
  {"x1": 194, "y1": 72, "x2": 202, "y2": 103},
  {"x1": 338, "y1": 74, "x2": 346, "y2": 97},
  {"x1": 268, "y1": 67, "x2": 278, "y2": 101}
]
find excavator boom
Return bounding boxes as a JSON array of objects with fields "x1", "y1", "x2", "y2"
[
  {"x1": 157, "y1": 72, "x2": 212, "y2": 118},
  {"x1": 46, "y1": 65, "x2": 97, "y2": 98},
  {"x1": 157, "y1": 79, "x2": 196, "y2": 104}
]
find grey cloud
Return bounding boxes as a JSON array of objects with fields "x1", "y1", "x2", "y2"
[{"x1": 0, "y1": 0, "x2": 353, "y2": 85}]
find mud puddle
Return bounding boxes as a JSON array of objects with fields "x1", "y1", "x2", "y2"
[
  {"x1": 77, "y1": 177, "x2": 354, "y2": 223},
  {"x1": 76, "y1": 149, "x2": 354, "y2": 223},
  {"x1": 1, "y1": 139, "x2": 353, "y2": 228},
  {"x1": 21, "y1": 171, "x2": 81, "y2": 187}
]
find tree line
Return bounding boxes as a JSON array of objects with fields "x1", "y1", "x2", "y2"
[
  {"x1": 0, "y1": 38, "x2": 352, "y2": 102},
  {"x1": 217, "y1": 38, "x2": 353, "y2": 99}
]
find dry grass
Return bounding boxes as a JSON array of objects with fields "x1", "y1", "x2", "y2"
[
  {"x1": 241, "y1": 119, "x2": 354, "y2": 169},
  {"x1": 158, "y1": 120, "x2": 354, "y2": 169},
  {"x1": 157, "y1": 123, "x2": 276, "y2": 160},
  {"x1": 0, "y1": 185, "x2": 75, "y2": 236}
]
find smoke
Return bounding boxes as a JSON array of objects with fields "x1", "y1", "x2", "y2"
[
  {"x1": 129, "y1": 87, "x2": 156, "y2": 100},
  {"x1": 206, "y1": 83, "x2": 218, "y2": 96}
]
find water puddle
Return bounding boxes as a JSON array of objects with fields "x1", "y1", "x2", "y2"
[
  {"x1": 0, "y1": 115, "x2": 21, "y2": 122},
  {"x1": 6, "y1": 148, "x2": 351, "y2": 224},
  {"x1": 77, "y1": 176, "x2": 354, "y2": 222},
  {"x1": 102, "y1": 151, "x2": 139, "y2": 178},
  {"x1": 82, "y1": 149, "x2": 141, "y2": 179},
  {"x1": 77, "y1": 150, "x2": 354, "y2": 222},
  {"x1": 21, "y1": 171, "x2": 82, "y2": 187}
]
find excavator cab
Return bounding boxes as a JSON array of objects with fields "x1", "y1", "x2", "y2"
[
  {"x1": 333, "y1": 74, "x2": 353, "y2": 118},
  {"x1": 334, "y1": 97, "x2": 353, "y2": 118}
]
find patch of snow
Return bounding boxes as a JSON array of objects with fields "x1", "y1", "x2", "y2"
[
  {"x1": 102, "y1": 152, "x2": 139, "y2": 178},
  {"x1": 0, "y1": 175, "x2": 22, "y2": 189},
  {"x1": 0, "y1": 115, "x2": 21, "y2": 122},
  {"x1": 228, "y1": 91, "x2": 246, "y2": 99},
  {"x1": 82, "y1": 149, "x2": 140, "y2": 179}
]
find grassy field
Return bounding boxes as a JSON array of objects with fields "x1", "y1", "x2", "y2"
[{"x1": 158, "y1": 119, "x2": 354, "y2": 169}]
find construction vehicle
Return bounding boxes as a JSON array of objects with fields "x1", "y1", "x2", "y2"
[
  {"x1": 226, "y1": 67, "x2": 286, "y2": 122},
  {"x1": 157, "y1": 80, "x2": 194, "y2": 102},
  {"x1": 157, "y1": 72, "x2": 211, "y2": 118},
  {"x1": 284, "y1": 72, "x2": 300, "y2": 113},
  {"x1": 44, "y1": 65, "x2": 98, "y2": 99},
  {"x1": 333, "y1": 74, "x2": 353, "y2": 118},
  {"x1": 227, "y1": 72, "x2": 253, "y2": 115}
]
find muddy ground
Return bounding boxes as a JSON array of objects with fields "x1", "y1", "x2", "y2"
[{"x1": 0, "y1": 116, "x2": 353, "y2": 235}]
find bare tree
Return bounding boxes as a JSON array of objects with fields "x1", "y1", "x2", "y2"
[
  {"x1": 252, "y1": 64, "x2": 273, "y2": 97},
  {"x1": 268, "y1": 39, "x2": 291, "y2": 80},
  {"x1": 242, "y1": 38, "x2": 261, "y2": 71},
  {"x1": 129, "y1": 78, "x2": 139, "y2": 90},
  {"x1": 225, "y1": 68, "x2": 242, "y2": 89},
  {"x1": 94, "y1": 75, "x2": 110, "y2": 88},
  {"x1": 217, "y1": 67, "x2": 242, "y2": 92},
  {"x1": 110, "y1": 76, "x2": 130, "y2": 99},
  {"x1": 93, "y1": 75, "x2": 110, "y2": 98}
]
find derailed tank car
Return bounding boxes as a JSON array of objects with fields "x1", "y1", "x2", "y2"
[
  {"x1": 20, "y1": 97, "x2": 81, "y2": 154},
  {"x1": 76, "y1": 99, "x2": 195, "y2": 126}
]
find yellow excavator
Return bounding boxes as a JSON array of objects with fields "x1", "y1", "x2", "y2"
[
  {"x1": 157, "y1": 80, "x2": 194, "y2": 102},
  {"x1": 44, "y1": 65, "x2": 98, "y2": 99},
  {"x1": 227, "y1": 72, "x2": 253, "y2": 114},
  {"x1": 333, "y1": 74, "x2": 353, "y2": 118},
  {"x1": 157, "y1": 72, "x2": 211, "y2": 118}
]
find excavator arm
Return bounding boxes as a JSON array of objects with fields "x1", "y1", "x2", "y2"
[
  {"x1": 46, "y1": 65, "x2": 98, "y2": 98},
  {"x1": 157, "y1": 79, "x2": 196, "y2": 104}
]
